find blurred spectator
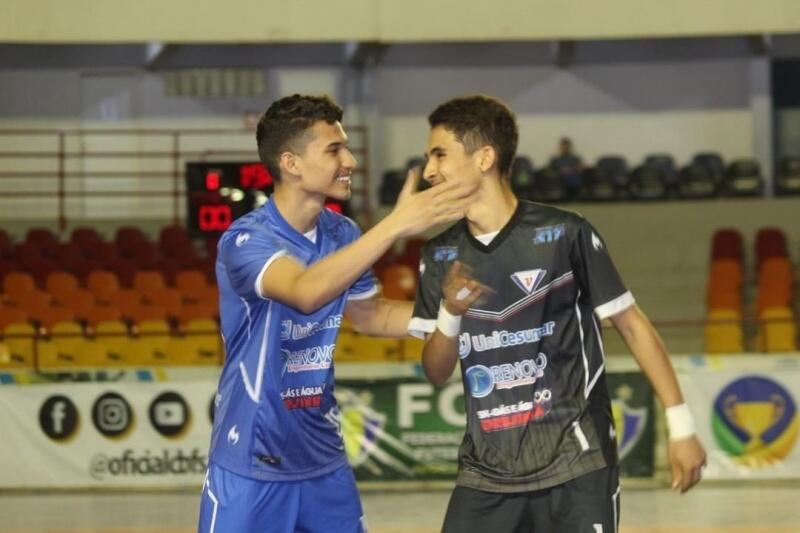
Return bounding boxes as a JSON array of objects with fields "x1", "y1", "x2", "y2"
[{"x1": 550, "y1": 137, "x2": 584, "y2": 198}]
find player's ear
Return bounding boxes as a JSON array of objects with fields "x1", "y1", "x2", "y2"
[
  {"x1": 479, "y1": 145, "x2": 497, "y2": 173},
  {"x1": 280, "y1": 151, "x2": 301, "y2": 180}
]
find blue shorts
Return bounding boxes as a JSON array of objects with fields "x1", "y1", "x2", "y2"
[{"x1": 198, "y1": 461, "x2": 366, "y2": 533}]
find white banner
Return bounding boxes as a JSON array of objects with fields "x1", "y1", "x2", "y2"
[
  {"x1": 0, "y1": 381, "x2": 216, "y2": 488},
  {"x1": 677, "y1": 356, "x2": 800, "y2": 480}
]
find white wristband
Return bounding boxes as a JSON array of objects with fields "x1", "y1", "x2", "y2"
[
  {"x1": 436, "y1": 301, "x2": 462, "y2": 338},
  {"x1": 665, "y1": 403, "x2": 696, "y2": 441}
]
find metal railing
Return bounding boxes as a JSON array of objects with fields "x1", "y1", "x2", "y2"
[{"x1": 0, "y1": 126, "x2": 371, "y2": 230}]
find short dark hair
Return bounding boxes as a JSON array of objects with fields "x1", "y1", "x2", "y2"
[
  {"x1": 256, "y1": 94, "x2": 343, "y2": 181},
  {"x1": 428, "y1": 95, "x2": 518, "y2": 176}
]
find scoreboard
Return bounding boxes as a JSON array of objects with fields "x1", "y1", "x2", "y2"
[{"x1": 185, "y1": 162, "x2": 346, "y2": 237}]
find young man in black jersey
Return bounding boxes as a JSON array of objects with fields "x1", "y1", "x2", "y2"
[{"x1": 409, "y1": 95, "x2": 706, "y2": 532}]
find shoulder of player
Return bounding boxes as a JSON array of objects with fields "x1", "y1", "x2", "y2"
[
  {"x1": 517, "y1": 200, "x2": 588, "y2": 231},
  {"x1": 219, "y1": 206, "x2": 277, "y2": 247},
  {"x1": 317, "y1": 208, "x2": 360, "y2": 240},
  {"x1": 421, "y1": 220, "x2": 466, "y2": 255}
]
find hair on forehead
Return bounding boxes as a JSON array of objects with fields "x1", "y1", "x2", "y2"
[
  {"x1": 428, "y1": 95, "x2": 518, "y2": 176},
  {"x1": 256, "y1": 94, "x2": 343, "y2": 182}
]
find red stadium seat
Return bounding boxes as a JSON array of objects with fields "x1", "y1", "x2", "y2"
[
  {"x1": 25, "y1": 228, "x2": 59, "y2": 257},
  {"x1": 70, "y1": 227, "x2": 103, "y2": 253},
  {"x1": 710, "y1": 228, "x2": 743, "y2": 261},
  {"x1": 0, "y1": 229, "x2": 13, "y2": 259}
]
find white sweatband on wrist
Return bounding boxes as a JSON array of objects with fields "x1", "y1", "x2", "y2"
[
  {"x1": 666, "y1": 403, "x2": 696, "y2": 441},
  {"x1": 436, "y1": 301, "x2": 462, "y2": 338}
]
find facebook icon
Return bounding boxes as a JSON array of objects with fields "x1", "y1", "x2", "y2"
[{"x1": 39, "y1": 395, "x2": 79, "y2": 441}]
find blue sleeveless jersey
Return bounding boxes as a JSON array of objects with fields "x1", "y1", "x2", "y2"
[{"x1": 207, "y1": 199, "x2": 377, "y2": 481}]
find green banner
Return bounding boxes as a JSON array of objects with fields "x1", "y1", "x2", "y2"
[
  {"x1": 338, "y1": 372, "x2": 654, "y2": 481},
  {"x1": 607, "y1": 372, "x2": 655, "y2": 477}
]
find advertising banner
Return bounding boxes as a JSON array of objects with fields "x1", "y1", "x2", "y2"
[{"x1": 677, "y1": 357, "x2": 800, "y2": 479}]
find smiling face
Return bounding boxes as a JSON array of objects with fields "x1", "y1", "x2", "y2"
[
  {"x1": 291, "y1": 120, "x2": 357, "y2": 202},
  {"x1": 423, "y1": 125, "x2": 485, "y2": 195}
]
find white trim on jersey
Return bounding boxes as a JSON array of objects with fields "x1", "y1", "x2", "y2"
[
  {"x1": 464, "y1": 271, "x2": 575, "y2": 322},
  {"x1": 594, "y1": 290, "x2": 635, "y2": 320},
  {"x1": 408, "y1": 317, "x2": 436, "y2": 339},
  {"x1": 239, "y1": 300, "x2": 272, "y2": 403},
  {"x1": 612, "y1": 484, "x2": 621, "y2": 533},
  {"x1": 347, "y1": 285, "x2": 379, "y2": 301},
  {"x1": 577, "y1": 290, "x2": 606, "y2": 399},
  {"x1": 240, "y1": 296, "x2": 252, "y2": 340},
  {"x1": 204, "y1": 476, "x2": 219, "y2": 533},
  {"x1": 575, "y1": 289, "x2": 591, "y2": 399},
  {"x1": 254, "y1": 250, "x2": 289, "y2": 299},
  {"x1": 572, "y1": 420, "x2": 591, "y2": 451}
]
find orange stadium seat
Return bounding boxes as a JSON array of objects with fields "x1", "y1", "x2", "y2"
[
  {"x1": 380, "y1": 264, "x2": 417, "y2": 300},
  {"x1": 11, "y1": 289, "x2": 53, "y2": 320},
  {"x1": 45, "y1": 271, "x2": 80, "y2": 300},
  {"x1": 133, "y1": 270, "x2": 167, "y2": 296},
  {"x1": 756, "y1": 287, "x2": 792, "y2": 317},
  {"x1": 129, "y1": 304, "x2": 168, "y2": 324},
  {"x1": 3, "y1": 271, "x2": 36, "y2": 301},
  {"x1": 177, "y1": 303, "x2": 217, "y2": 325},
  {"x1": 0, "y1": 306, "x2": 28, "y2": 330},
  {"x1": 38, "y1": 305, "x2": 77, "y2": 331},
  {"x1": 102, "y1": 288, "x2": 141, "y2": 320},
  {"x1": 709, "y1": 259, "x2": 742, "y2": 288},
  {"x1": 706, "y1": 287, "x2": 742, "y2": 313},
  {"x1": 144, "y1": 288, "x2": 182, "y2": 319},
  {"x1": 55, "y1": 288, "x2": 95, "y2": 322},
  {"x1": 84, "y1": 304, "x2": 123, "y2": 329},
  {"x1": 87, "y1": 270, "x2": 121, "y2": 300},
  {"x1": 176, "y1": 269, "x2": 208, "y2": 294}
]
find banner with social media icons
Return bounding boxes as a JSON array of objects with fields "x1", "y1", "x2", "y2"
[
  {"x1": 0, "y1": 365, "x2": 656, "y2": 488},
  {"x1": 0, "y1": 381, "x2": 215, "y2": 488},
  {"x1": 677, "y1": 356, "x2": 800, "y2": 479}
]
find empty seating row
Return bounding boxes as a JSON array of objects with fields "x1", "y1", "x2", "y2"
[
  {"x1": 0, "y1": 319, "x2": 222, "y2": 369},
  {"x1": 379, "y1": 153, "x2": 800, "y2": 205}
]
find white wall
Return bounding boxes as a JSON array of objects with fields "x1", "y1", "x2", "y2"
[
  {"x1": 0, "y1": 58, "x2": 762, "y2": 220},
  {"x1": 376, "y1": 59, "x2": 754, "y2": 169}
]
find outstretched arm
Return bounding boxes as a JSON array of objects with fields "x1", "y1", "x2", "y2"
[
  {"x1": 345, "y1": 297, "x2": 414, "y2": 338},
  {"x1": 610, "y1": 304, "x2": 707, "y2": 493},
  {"x1": 259, "y1": 169, "x2": 469, "y2": 314}
]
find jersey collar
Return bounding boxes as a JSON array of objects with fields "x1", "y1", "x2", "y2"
[
  {"x1": 464, "y1": 201, "x2": 524, "y2": 254},
  {"x1": 265, "y1": 197, "x2": 322, "y2": 252}
]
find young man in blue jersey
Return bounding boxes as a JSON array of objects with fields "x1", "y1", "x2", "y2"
[
  {"x1": 410, "y1": 95, "x2": 707, "y2": 532},
  {"x1": 198, "y1": 94, "x2": 470, "y2": 533}
]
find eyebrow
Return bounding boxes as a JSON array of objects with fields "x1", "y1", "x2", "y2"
[
  {"x1": 326, "y1": 141, "x2": 347, "y2": 150},
  {"x1": 427, "y1": 146, "x2": 446, "y2": 157}
]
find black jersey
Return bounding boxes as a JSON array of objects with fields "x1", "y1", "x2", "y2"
[{"x1": 410, "y1": 200, "x2": 635, "y2": 492}]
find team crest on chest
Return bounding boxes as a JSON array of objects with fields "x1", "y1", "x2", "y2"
[{"x1": 510, "y1": 269, "x2": 547, "y2": 295}]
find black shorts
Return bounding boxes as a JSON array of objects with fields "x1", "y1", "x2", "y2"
[{"x1": 442, "y1": 466, "x2": 620, "y2": 533}]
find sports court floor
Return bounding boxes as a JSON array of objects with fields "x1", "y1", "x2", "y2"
[{"x1": 0, "y1": 482, "x2": 797, "y2": 532}]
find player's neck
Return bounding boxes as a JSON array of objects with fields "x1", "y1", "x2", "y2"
[
  {"x1": 270, "y1": 186, "x2": 324, "y2": 234},
  {"x1": 465, "y1": 179, "x2": 518, "y2": 236}
]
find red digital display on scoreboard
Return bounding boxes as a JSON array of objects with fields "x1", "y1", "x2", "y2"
[{"x1": 185, "y1": 162, "x2": 346, "y2": 237}]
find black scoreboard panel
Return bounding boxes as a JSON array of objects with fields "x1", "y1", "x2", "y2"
[{"x1": 185, "y1": 162, "x2": 346, "y2": 237}]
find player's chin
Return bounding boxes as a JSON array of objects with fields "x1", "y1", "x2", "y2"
[{"x1": 327, "y1": 186, "x2": 351, "y2": 202}]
